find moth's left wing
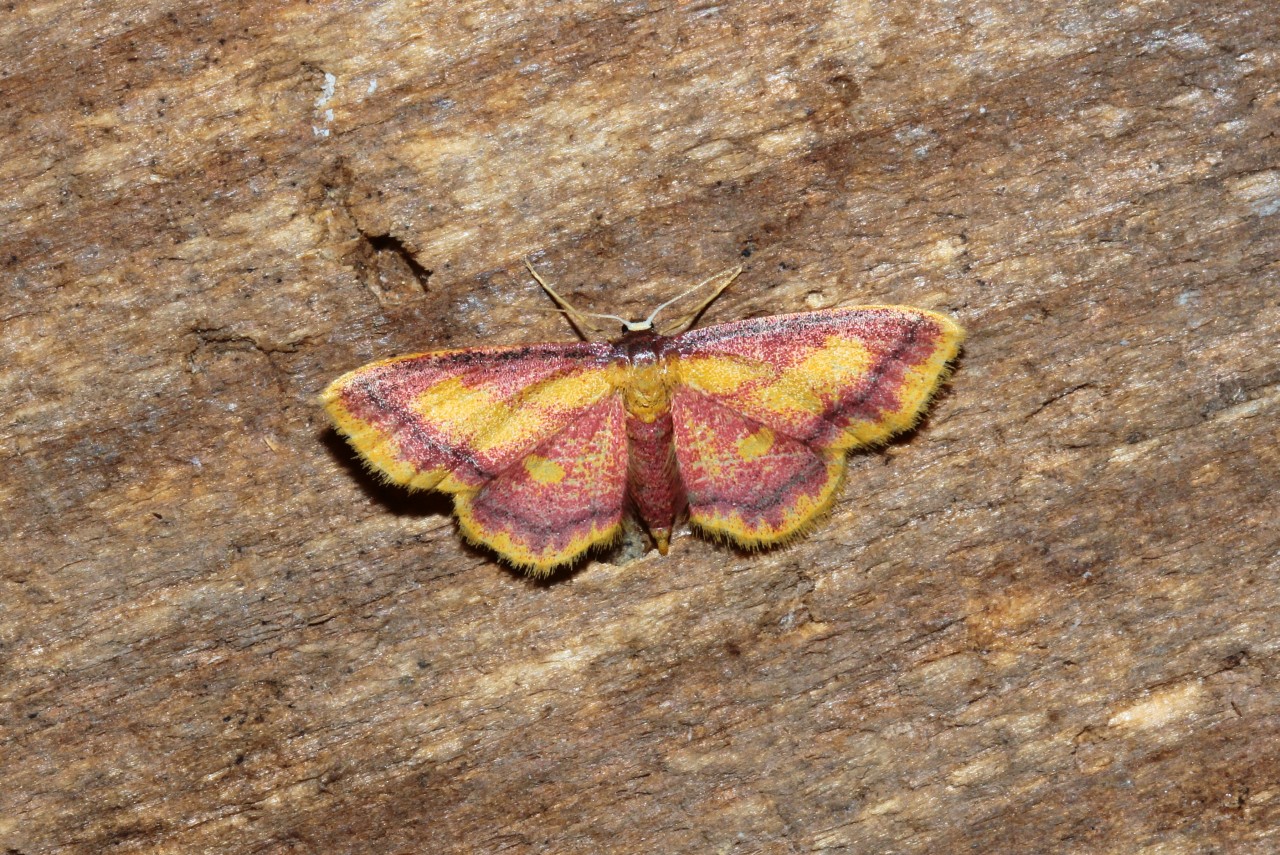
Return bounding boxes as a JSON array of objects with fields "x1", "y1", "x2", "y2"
[
  {"x1": 323, "y1": 342, "x2": 629, "y2": 572},
  {"x1": 666, "y1": 306, "x2": 964, "y2": 545}
]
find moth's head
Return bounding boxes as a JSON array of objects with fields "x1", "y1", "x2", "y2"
[{"x1": 525, "y1": 259, "x2": 742, "y2": 339}]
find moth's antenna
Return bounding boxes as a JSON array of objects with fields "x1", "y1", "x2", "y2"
[
  {"x1": 653, "y1": 265, "x2": 742, "y2": 336},
  {"x1": 526, "y1": 259, "x2": 743, "y2": 337},
  {"x1": 525, "y1": 259, "x2": 617, "y2": 336}
]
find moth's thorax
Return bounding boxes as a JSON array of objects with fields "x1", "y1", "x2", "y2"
[{"x1": 618, "y1": 330, "x2": 672, "y2": 423}]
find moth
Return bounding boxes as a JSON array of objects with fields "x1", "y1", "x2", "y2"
[{"x1": 323, "y1": 262, "x2": 964, "y2": 574}]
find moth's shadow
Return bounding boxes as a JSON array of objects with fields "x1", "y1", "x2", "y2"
[{"x1": 321, "y1": 427, "x2": 452, "y2": 519}]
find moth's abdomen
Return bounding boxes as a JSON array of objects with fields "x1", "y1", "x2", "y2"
[{"x1": 624, "y1": 408, "x2": 685, "y2": 554}]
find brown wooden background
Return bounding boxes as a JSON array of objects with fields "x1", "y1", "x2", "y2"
[{"x1": 2, "y1": 0, "x2": 1278, "y2": 852}]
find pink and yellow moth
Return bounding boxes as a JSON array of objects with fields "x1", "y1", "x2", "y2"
[{"x1": 323, "y1": 262, "x2": 964, "y2": 575}]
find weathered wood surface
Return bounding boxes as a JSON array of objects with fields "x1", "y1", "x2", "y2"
[{"x1": 2, "y1": 0, "x2": 1278, "y2": 852}]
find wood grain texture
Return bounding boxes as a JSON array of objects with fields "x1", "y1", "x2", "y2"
[{"x1": 2, "y1": 0, "x2": 1277, "y2": 852}]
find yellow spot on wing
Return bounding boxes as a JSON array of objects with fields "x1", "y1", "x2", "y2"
[
  {"x1": 523, "y1": 455, "x2": 566, "y2": 484},
  {"x1": 736, "y1": 426, "x2": 775, "y2": 460}
]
